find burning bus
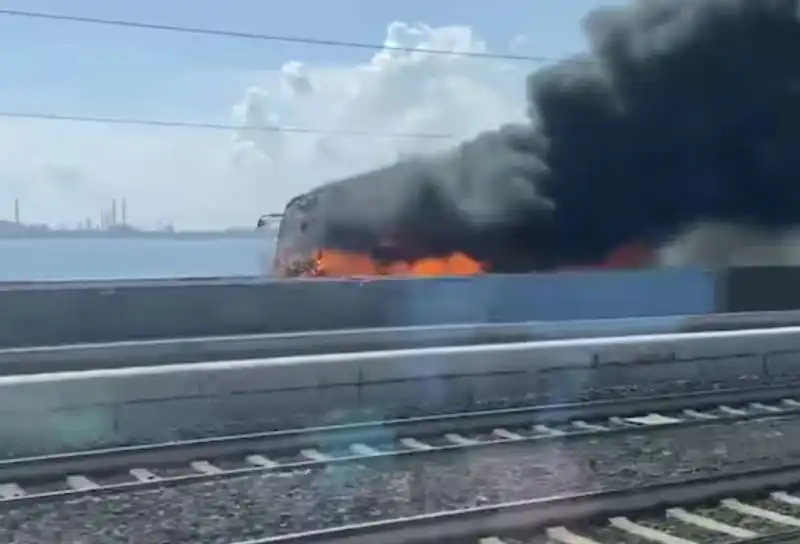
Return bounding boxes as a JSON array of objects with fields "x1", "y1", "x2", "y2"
[
  {"x1": 262, "y1": 1, "x2": 800, "y2": 278},
  {"x1": 265, "y1": 162, "x2": 655, "y2": 278}
]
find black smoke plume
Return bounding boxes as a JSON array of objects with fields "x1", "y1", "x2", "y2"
[{"x1": 278, "y1": 0, "x2": 800, "y2": 271}]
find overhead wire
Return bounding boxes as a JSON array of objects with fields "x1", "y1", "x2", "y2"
[
  {"x1": 0, "y1": 8, "x2": 566, "y2": 63},
  {"x1": 0, "y1": 111, "x2": 457, "y2": 139},
  {"x1": 0, "y1": 8, "x2": 563, "y2": 137}
]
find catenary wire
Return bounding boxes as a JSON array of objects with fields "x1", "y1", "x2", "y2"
[
  {"x1": 0, "y1": 8, "x2": 574, "y2": 63},
  {"x1": 0, "y1": 110, "x2": 458, "y2": 139},
  {"x1": 0, "y1": 9, "x2": 567, "y2": 136}
]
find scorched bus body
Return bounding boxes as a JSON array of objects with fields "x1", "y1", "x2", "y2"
[{"x1": 260, "y1": 167, "x2": 656, "y2": 278}]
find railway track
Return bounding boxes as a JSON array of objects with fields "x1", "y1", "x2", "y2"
[
  {"x1": 2, "y1": 382, "x2": 800, "y2": 512},
  {"x1": 236, "y1": 464, "x2": 800, "y2": 543}
]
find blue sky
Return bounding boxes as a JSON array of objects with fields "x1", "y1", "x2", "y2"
[
  {"x1": 0, "y1": 0, "x2": 618, "y2": 121},
  {"x1": 0, "y1": 0, "x2": 629, "y2": 229}
]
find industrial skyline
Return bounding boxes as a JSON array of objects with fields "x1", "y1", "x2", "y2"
[
  {"x1": 3, "y1": 197, "x2": 156, "y2": 232},
  {"x1": 0, "y1": 197, "x2": 272, "y2": 237}
]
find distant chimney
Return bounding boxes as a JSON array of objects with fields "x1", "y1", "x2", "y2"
[
  {"x1": 111, "y1": 199, "x2": 117, "y2": 226},
  {"x1": 13, "y1": 198, "x2": 19, "y2": 224},
  {"x1": 121, "y1": 198, "x2": 127, "y2": 226}
]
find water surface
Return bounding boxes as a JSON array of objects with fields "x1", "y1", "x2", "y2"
[{"x1": 0, "y1": 237, "x2": 275, "y2": 281}]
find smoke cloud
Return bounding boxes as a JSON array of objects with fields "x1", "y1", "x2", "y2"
[{"x1": 282, "y1": 0, "x2": 800, "y2": 270}]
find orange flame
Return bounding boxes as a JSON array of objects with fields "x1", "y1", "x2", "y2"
[
  {"x1": 564, "y1": 242, "x2": 655, "y2": 271},
  {"x1": 601, "y1": 243, "x2": 654, "y2": 268},
  {"x1": 275, "y1": 242, "x2": 654, "y2": 278},
  {"x1": 311, "y1": 249, "x2": 485, "y2": 278}
]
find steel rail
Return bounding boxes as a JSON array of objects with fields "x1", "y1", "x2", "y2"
[{"x1": 743, "y1": 531, "x2": 800, "y2": 543}]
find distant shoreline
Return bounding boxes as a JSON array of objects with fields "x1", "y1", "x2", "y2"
[{"x1": 0, "y1": 230, "x2": 269, "y2": 241}]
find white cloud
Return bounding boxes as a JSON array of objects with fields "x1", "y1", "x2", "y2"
[{"x1": 0, "y1": 22, "x2": 530, "y2": 229}]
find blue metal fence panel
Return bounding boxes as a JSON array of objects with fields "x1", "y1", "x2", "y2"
[
  {"x1": 0, "y1": 268, "x2": 720, "y2": 347},
  {"x1": 388, "y1": 268, "x2": 717, "y2": 326}
]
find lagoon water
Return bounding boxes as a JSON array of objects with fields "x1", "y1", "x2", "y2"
[{"x1": 0, "y1": 237, "x2": 275, "y2": 281}]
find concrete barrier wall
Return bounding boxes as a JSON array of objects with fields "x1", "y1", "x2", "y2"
[
  {"x1": 681, "y1": 310, "x2": 800, "y2": 331},
  {"x1": 0, "y1": 317, "x2": 699, "y2": 375},
  {"x1": 2, "y1": 326, "x2": 799, "y2": 457},
  {"x1": 7, "y1": 309, "x2": 800, "y2": 374},
  {"x1": 0, "y1": 268, "x2": 719, "y2": 348}
]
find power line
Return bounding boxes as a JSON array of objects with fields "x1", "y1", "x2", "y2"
[
  {"x1": 0, "y1": 110, "x2": 457, "y2": 139},
  {"x1": 0, "y1": 8, "x2": 561, "y2": 63}
]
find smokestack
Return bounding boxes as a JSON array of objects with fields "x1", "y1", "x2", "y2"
[
  {"x1": 13, "y1": 198, "x2": 19, "y2": 224},
  {"x1": 111, "y1": 199, "x2": 117, "y2": 227},
  {"x1": 121, "y1": 198, "x2": 127, "y2": 226},
  {"x1": 286, "y1": 0, "x2": 800, "y2": 269}
]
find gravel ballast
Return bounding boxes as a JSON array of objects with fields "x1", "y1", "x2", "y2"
[{"x1": 4, "y1": 415, "x2": 800, "y2": 544}]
